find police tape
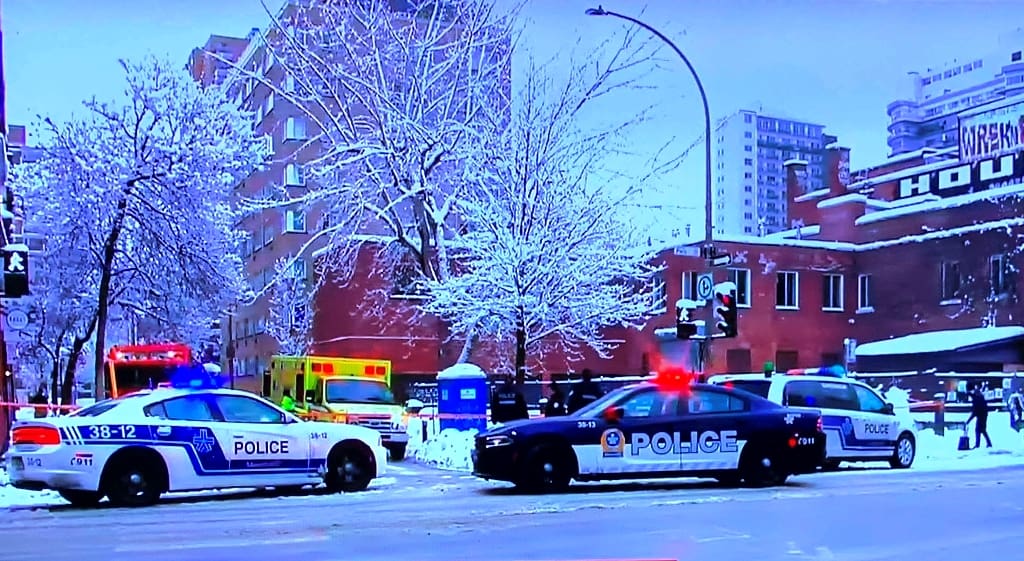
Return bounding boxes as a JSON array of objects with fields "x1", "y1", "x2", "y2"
[
  {"x1": 409, "y1": 412, "x2": 544, "y2": 420},
  {"x1": 0, "y1": 401, "x2": 80, "y2": 411}
]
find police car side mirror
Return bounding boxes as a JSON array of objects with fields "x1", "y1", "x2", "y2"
[{"x1": 882, "y1": 403, "x2": 895, "y2": 416}]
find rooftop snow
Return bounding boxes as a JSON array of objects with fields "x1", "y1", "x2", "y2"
[
  {"x1": 847, "y1": 159, "x2": 961, "y2": 191},
  {"x1": 817, "y1": 193, "x2": 868, "y2": 209},
  {"x1": 782, "y1": 159, "x2": 809, "y2": 167},
  {"x1": 855, "y1": 181, "x2": 1024, "y2": 226},
  {"x1": 855, "y1": 326, "x2": 1024, "y2": 357},
  {"x1": 794, "y1": 188, "x2": 829, "y2": 203},
  {"x1": 764, "y1": 224, "x2": 821, "y2": 239}
]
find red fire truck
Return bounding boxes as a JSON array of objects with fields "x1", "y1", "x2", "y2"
[{"x1": 105, "y1": 343, "x2": 193, "y2": 398}]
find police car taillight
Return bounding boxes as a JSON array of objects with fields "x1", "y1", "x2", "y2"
[{"x1": 12, "y1": 426, "x2": 61, "y2": 445}]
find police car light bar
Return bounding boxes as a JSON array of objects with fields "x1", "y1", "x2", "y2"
[
  {"x1": 786, "y1": 365, "x2": 847, "y2": 378},
  {"x1": 168, "y1": 364, "x2": 225, "y2": 390}
]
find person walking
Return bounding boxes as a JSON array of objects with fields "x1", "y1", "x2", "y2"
[{"x1": 965, "y1": 383, "x2": 992, "y2": 448}]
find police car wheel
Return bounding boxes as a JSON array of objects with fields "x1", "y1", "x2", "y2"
[
  {"x1": 326, "y1": 444, "x2": 374, "y2": 493},
  {"x1": 102, "y1": 449, "x2": 167, "y2": 507},
  {"x1": 889, "y1": 433, "x2": 915, "y2": 469},
  {"x1": 58, "y1": 489, "x2": 103, "y2": 507},
  {"x1": 740, "y1": 446, "x2": 787, "y2": 488},
  {"x1": 515, "y1": 444, "x2": 572, "y2": 493}
]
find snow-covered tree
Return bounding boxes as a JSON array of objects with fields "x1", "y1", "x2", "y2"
[
  {"x1": 13, "y1": 56, "x2": 262, "y2": 398},
  {"x1": 421, "y1": 48, "x2": 672, "y2": 384},
  {"x1": 227, "y1": 0, "x2": 521, "y2": 297},
  {"x1": 266, "y1": 254, "x2": 316, "y2": 355}
]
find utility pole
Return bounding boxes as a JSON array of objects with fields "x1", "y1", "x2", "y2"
[{"x1": 586, "y1": 5, "x2": 721, "y2": 374}]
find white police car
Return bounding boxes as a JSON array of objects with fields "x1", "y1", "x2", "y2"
[
  {"x1": 708, "y1": 369, "x2": 918, "y2": 470},
  {"x1": 6, "y1": 384, "x2": 387, "y2": 507}
]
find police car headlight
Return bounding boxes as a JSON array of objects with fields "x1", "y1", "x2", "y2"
[{"x1": 485, "y1": 435, "x2": 514, "y2": 448}]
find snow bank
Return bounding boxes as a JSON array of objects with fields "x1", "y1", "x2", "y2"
[
  {"x1": 0, "y1": 468, "x2": 65, "y2": 509},
  {"x1": 409, "y1": 428, "x2": 477, "y2": 472},
  {"x1": 912, "y1": 412, "x2": 1024, "y2": 471}
]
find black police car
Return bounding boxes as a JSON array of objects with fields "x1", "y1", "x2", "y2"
[{"x1": 472, "y1": 381, "x2": 825, "y2": 492}]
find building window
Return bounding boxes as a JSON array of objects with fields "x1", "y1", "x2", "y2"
[
  {"x1": 285, "y1": 116, "x2": 307, "y2": 140},
  {"x1": 744, "y1": 158, "x2": 753, "y2": 166},
  {"x1": 991, "y1": 254, "x2": 1009, "y2": 295},
  {"x1": 728, "y1": 268, "x2": 751, "y2": 307},
  {"x1": 744, "y1": 172, "x2": 752, "y2": 179},
  {"x1": 284, "y1": 163, "x2": 305, "y2": 186},
  {"x1": 857, "y1": 274, "x2": 872, "y2": 310},
  {"x1": 822, "y1": 274, "x2": 844, "y2": 311},
  {"x1": 263, "y1": 91, "x2": 275, "y2": 115},
  {"x1": 940, "y1": 261, "x2": 961, "y2": 301},
  {"x1": 284, "y1": 74, "x2": 296, "y2": 93},
  {"x1": 284, "y1": 210, "x2": 306, "y2": 233},
  {"x1": 744, "y1": 145, "x2": 752, "y2": 152},
  {"x1": 744, "y1": 185, "x2": 753, "y2": 192},
  {"x1": 744, "y1": 131, "x2": 752, "y2": 138},
  {"x1": 743, "y1": 212, "x2": 753, "y2": 219},
  {"x1": 744, "y1": 114, "x2": 752, "y2": 123},
  {"x1": 681, "y1": 271, "x2": 705, "y2": 304},
  {"x1": 776, "y1": 271, "x2": 799, "y2": 309}
]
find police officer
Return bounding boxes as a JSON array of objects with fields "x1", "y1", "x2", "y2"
[
  {"x1": 281, "y1": 389, "x2": 296, "y2": 412},
  {"x1": 544, "y1": 382, "x2": 566, "y2": 417},
  {"x1": 566, "y1": 369, "x2": 603, "y2": 414},
  {"x1": 491, "y1": 374, "x2": 528, "y2": 423}
]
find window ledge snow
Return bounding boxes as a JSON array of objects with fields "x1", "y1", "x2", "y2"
[{"x1": 856, "y1": 306, "x2": 875, "y2": 314}]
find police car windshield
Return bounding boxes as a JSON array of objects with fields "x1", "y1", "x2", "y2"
[
  {"x1": 68, "y1": 395, "x2": 140, "y2": 417},
  {"x1": 325, "y1": 380, "x2": 396, "y2": 404}
]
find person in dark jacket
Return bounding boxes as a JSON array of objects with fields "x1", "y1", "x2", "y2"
[
  {"x1": 566, "y1": 369, "x2": 604, "y2": 414},
  {"x1": 965, "y1": 383, "x2": 992, "y2": 448},
  {"x1": 28, "y1": 384, "x2": 48, "y2": 418},
  {"x1": 491, "y1": 375, "x2": 528, "y2": 423},
  {"x1": 544, "y1": 382, "x2": 566, "y2": 417}
]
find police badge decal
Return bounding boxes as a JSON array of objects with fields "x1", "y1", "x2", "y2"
[{"x1": 601, "y1": 428, "x2": 625, "y2": 458}]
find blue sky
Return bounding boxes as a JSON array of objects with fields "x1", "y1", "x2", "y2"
[{"x1": 5, "y1": 0, "x2": 1024, "y2": 232}]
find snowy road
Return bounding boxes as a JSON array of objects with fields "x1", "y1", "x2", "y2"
[{"x1": 3, "y1": 463, "x2": 1024, "y2": 561}]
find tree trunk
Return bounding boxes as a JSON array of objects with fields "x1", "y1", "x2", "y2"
[
  {"x1": 91, "y1": 219, "x2": 124, "y2": 398},
  {"x1": 456, "y1": 324, "x2": 478, "y2": 364},
  {"x1": 48, "y1": 360, "x2": 60, "y2": 410},
  {"x1": 514, "y1": 325, "x2": 527, "y2": 386}
]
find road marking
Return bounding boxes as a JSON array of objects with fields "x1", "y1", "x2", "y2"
[{"x1": 114, "y1": 535, "x2": 327, "y2": 552}]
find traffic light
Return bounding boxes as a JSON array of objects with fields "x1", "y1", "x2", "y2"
[
  {"x1": 676, "y1": 303, "x2": 698, "y2": 339},
  {"x1": 715, "y1": 285, "x2": 738, "y2": 338}
]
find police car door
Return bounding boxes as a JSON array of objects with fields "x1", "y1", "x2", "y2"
[
  {"x1": 599, "y1": 387, "x2": 682, "y2": 475},
  {"x1": 142, "y1": 394, "x2": 240, "y2": 490},
  {"x1": 677, "y1": 388, "x2": 745, "y2": 472},
  {"x1": 208, "y1": 394, "x2": 311, "y2": 486},
  {"x1": 850, "y1": 384, "x2": 900, "y2": 459}
]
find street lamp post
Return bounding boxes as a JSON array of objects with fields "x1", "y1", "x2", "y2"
[
  {"x1": 586, "y1": 5, "x2": 716, "y2": 373},
  {"x1": 585, "y1": 5, "x2": 713, "y2": 248}
]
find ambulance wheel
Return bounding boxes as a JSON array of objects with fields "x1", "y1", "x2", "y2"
[
  {"x1": 326, "y1": 442, "x2": 375, "y2": 492},
  {"x1": 515, "y1": 443, "x2": 572, "y2": 493},
  {"x1": 58, "y1": 489, "x2": 103, "y2": 507},
  {"x1": 890, "y1": 432, "x2": 916, "y2": 469},
  {"x1": 386, "y1": 443, "x2": 407, "y2": 462},
  {"x1": 102, "y1": 448, "x2": 167, "y2": 507},
  {"x1": 739, "y1": 445, "x2": 787, "y2": 488}
]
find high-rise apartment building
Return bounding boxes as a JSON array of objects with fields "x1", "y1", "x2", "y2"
[
  {"x1": 713, "y1": 108, "x2": 836, "y2": 236},
  {"x1": 887, "y1": 28, "x2": 1024, "y2": 156},
  {"x1": 187, "y1": 33, "x2": 254, "y2": 88}
]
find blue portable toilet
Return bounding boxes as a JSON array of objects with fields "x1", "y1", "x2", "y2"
[{"x1": 437, "y1": 363, "x2": 488, "y2": 432}]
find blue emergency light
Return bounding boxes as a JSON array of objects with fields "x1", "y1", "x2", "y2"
[{"x1": 168, "y1": 364, "x2": 225, "y2": 390}]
